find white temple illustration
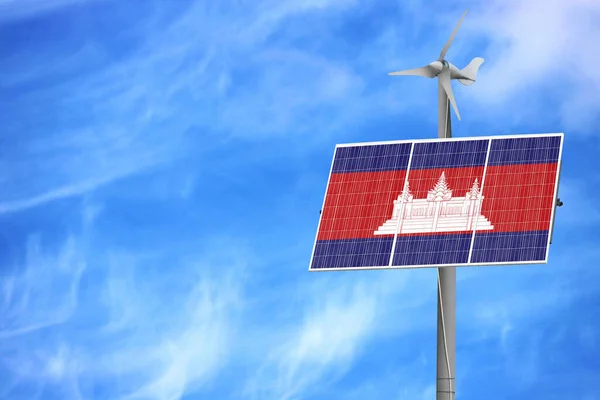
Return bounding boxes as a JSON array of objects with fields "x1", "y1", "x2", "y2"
[{"x1": 374, "y1": 171, "x2": 494, "y2": 235}]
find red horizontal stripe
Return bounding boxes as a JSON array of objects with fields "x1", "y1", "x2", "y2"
[
  {"x1": 318, "y1": 170, "x2": 406, "y2": 240},
  {"x1": 317, "y1": 162, "x2": 559, "y2": 241},
  {"x1": 481, "y1": 163, "x2": 558, "y2": 232}
]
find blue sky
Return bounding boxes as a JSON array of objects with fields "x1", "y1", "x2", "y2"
[{"x1": 0, "y1": 0, "x2": 599, "y2": 399}]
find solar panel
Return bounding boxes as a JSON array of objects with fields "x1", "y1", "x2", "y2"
[{"x1": 309, "y1": 133, "x2": 564, "y2": 271}]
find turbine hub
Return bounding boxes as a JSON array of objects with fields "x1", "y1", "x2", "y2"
[
  {"x1": 428, "y1": 61, "x2": 444, "y2": 75},
  {"x1": 441, "y1": 60, "x2": 449, "y2": 68}
]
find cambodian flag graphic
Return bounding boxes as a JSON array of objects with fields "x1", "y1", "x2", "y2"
[{"x1": 310, "y1": 134, "x2": 563, "y2": 270}]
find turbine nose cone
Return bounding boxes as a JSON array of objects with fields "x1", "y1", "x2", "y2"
[{"x1": 429, "y1": 61, "x2": 443, "y2": 75}]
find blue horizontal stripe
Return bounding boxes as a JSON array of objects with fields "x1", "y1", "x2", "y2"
[
  {"x1": 410, "y1": 139, "x2": 489, "y2": 170},
  {"x1": 311, "y1": 230, "x2": 551, "y2": 269},
  {"x1": 331, "y1": 143, "x2": 411, "y2": 173},
  {"x1": 471, "y1": 230, "x2": 549, "y2": 263},
  {"x1": 392, "y1": 233, "x2": 472, "y2": 266},
  {"x1": 330, "y1": 135, "x2": 562, "y2": 174},
  {"x1": 488, "y1": 136, "x2": 561, "y2": 166},
  {"x1": 311, "y1": 237, "x2": 393, "y2": 269}
]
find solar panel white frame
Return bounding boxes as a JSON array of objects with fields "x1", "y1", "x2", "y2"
[{"x1": 309, "y1": 133, "x2": 564, "y2": 272}]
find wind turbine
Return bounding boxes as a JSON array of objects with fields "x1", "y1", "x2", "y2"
[
  {"x1": 388, "y1": 9, "x2": 484, "y2": 400},
  {"x1": 388, "y1": 9, "x2": 484, "y2": 121}
]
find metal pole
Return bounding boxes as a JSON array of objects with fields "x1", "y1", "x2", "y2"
[{"x1": 436, "y1": 81, "x2": 456, "y2": 400}]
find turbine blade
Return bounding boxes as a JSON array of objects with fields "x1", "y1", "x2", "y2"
[
  {"x1": 388, "y1": 66, "x2": 436, "y2": 78},
  {"x1": 456, "y1": 57, "x2": 484, "y2": 85},
  {"x1": 439, "y1": 69, "x2": 461, "y2": 120},
  {"x1": 438, "y1": 9, "x2": 468, "y2": 60}
]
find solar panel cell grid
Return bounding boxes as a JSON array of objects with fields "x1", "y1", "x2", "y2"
[
  {"x1": 410, "y1": 139, "x2": 488, "y2": 170},
  {"x1": 310, "y1": 133, "x2": 563, "y2": 271}
]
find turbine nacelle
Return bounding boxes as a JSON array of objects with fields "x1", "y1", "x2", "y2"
[
  {"x1": 430, "y1": 60, "x2": 477, "y2": 82},
  {"x1": 388, "y1": 10, "x2": 484, "y2": 120}
]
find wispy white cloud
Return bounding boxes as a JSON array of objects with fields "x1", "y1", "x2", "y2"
[
  {"x1": 93, "y1": 247, "x2": 245, "y2": 400},
  {"x1": 339, "y1": 375, "x2": 435, "y2": 400},
  {"x1": 0, "y1": 235, "x2": 85, "y2": 339},
  {"x1": 335, "y1": 357, "x2": 436, "y2": 400},
  {"x1": 0, "y1": 0, "x2": 372, "y2": 214},
  {"x1": 1, "y1": 341, "x2": 86, "y2": 399},
  {"x1": 117, "y1": 276, "x2": 240, "y2": 400},
  {"x1": 245, "y1": 280, "x2": 379, "y2": 399},
  {"x1": 0, "y1": 170, "x2": 140, "y2": 215},
  {"x1": 461, "y1": 263, "x2": 576, "y2": 343},
  {"x1": 242, "y1": 269, "x2": 436, "y2": 399},
  {"x1": 455, "y1": 241, "x2": 600, "y2": 390},
  {"x1": 215, "y1": 49, "x2": 367, "y2": 138},
  {"x1": 0, "y1": 0, "x2": 106, "y2": 23},
  {"x1": 0, "y1": 210, "x2": 246, "y2": 399},
  {"x1": 463, "y1": 0, "x2": 600, "y2": 133}
]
